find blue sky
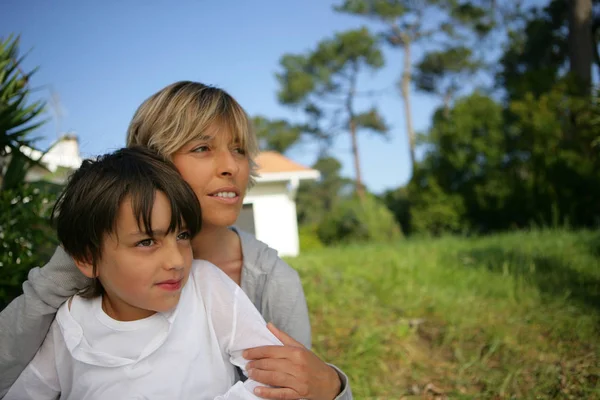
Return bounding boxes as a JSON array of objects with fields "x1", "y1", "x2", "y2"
[{"x1": 2, "y1": 0, "x2": 448, "y2": 194}]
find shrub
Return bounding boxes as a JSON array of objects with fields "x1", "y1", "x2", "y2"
[
  {"x1": 0, "y1": 184, "x2": 58, "y2": 309},
  {"x1": 408, "y1": 177, "x2": 467, "y2": 236},
  {"x1": 298, "y1": 224, "x2": 325, "y2": 252},
  {"x1": 317, "y1": 194, "x2": 402, "y2": 245}
]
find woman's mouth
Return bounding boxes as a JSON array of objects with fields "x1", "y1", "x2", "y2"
[
  {"x1": 211, "y1": 191, "x2": 238, "y2": 198},
  {"x1": 208, "y1": 188, "x2": 241, "y2": 204}
]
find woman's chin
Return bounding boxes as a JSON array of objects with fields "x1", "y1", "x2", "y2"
[{"x1": 203, "y1": 214, "x2": 240, "y2": 229}]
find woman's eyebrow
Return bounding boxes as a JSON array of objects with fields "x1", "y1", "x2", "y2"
[{"x1": 195, "y1": 134, "x2": 214, "y2": 142}]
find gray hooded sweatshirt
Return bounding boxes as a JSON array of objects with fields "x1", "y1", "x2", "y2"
[{"x1": 0, "y1": 228, "x2": 352, "y2": 399}]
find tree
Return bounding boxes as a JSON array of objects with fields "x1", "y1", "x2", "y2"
[
  {"x1": 414, "y1": 46, "x2": 480, "y2": 113},
  {"x1": 380, "y1": 185, "x2": 410, "y2": 234},
  {"x1": 296, "y1": 156, "x2": 354, "y2": 227},
  {"x1": 334, "y1": 0, "x2": 494, "y2": 173},
  {"x1": 508, "y1": 83, "x2": 600, "y2": 228},
  {"x1": 277, "y1": 27, "x2": 388, "y2": 199},
  {"x1": 568, "y1": 0, "x2": 593, "y2": 91},
  {"x1": 499, "y1": 0, "x2": 600, "y2": 100},
  {"x1": 0, "y1": 34, "x2": 59, "y2": 309},
  {"x1": 412, "y1": 92, "x2": 510, "y2": 233},
  {"x1": 498, "y1": 1, "x2": 571, "y2": 102},
  {"x1": 0, "y1": 35, "x2": 47, "y2": 190},
  {"x1": 317, "y1": 193, "x2": 402, "y2": 244},
  {"x1": 379, "y1": 0, "x2": 600, "y2": 236},
  {"x1": 251, "y1": 116, "x2": 302, "y2": 154},
  {"x1": 495, "y1": 0, "x2": 600, "y2": 228}
]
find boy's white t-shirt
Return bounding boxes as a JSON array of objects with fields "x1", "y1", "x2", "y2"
[{"x1": 5, "y1": 260, "x2": 283, "y2": 400}]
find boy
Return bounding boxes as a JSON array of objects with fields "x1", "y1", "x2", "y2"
[{"x1": 5, "y1": 147, "x2": 282, "y2": 399}]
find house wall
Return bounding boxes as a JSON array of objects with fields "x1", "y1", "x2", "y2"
[{"x1": 239, "y1": 181, "x2": 300, "y2": 257}]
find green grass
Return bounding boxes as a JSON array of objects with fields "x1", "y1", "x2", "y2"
[{"x1": 287, "y1": 229, "x2": 600, "y2": 399}]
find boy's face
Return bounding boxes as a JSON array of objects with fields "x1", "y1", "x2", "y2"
[
  {"x1": 86, "y1": 191, "x2": 193, "y2": 321},
  {"x1": 172, "y1": 122, "x2": 250, "y2": 229}
]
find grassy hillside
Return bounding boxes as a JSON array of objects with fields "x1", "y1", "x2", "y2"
[{"x1": 288, "y1": 230, "x2": 600, "y2": 399}]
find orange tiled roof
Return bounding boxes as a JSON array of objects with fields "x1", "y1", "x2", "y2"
[{"x1": 255, "y1": 151, "x2": 312, "y2": 174}]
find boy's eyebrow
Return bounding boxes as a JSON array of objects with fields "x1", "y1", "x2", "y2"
[{"x1": 129, "y1": 229, "x2": 169, "y2": 237}]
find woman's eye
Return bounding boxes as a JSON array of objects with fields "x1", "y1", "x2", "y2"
[
  {"x1": 136, "y1": 239, "x2": 155, "y2": 247},
  {"x1": 233, "y1": 147, "x2": 246, "y2": 155},
  {"x1": 192, "y1": 145, "x2": 209, "y2": 153},
  {"x1": 177, "y1": 231, "x2": 191, "y2": 241}
]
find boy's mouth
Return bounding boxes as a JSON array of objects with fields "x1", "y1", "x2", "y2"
[{"x1": 155, "y1": 278, "x2": 183, "y2": 291}]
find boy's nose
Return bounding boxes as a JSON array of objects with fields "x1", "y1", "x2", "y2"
[{"x1": 163, "y1": 242, "x2": 186, "y2": 270}]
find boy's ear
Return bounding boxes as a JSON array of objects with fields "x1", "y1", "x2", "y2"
[{"x1": 73, "y1": 257, "x2": 97, "y2": 278}]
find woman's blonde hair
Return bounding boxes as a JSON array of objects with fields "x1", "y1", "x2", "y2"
[{"x1": 126, "y1": 81, "x2": 259, "y2": 183}]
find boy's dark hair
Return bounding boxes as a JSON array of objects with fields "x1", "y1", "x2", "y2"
[{"x1": 52, "y1": 146, "x2": 201, "y2": 297}]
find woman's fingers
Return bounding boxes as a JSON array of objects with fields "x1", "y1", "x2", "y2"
[
  {"x1": 248, "y1": 363, "x2": 308, "y2": 397},
  {"x1": 253, "y1": 386, "x2": 304, "y2": 400},
  {"x1": 244, "y1": 324, "x2": 342, "y2": 400}
]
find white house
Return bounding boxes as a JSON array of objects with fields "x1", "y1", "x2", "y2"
[
  {"x1": 14, "y1": 136, "x2": 319, "y2": 257},
  {"x1": 1, "y1": 134, "x2": 83, "y2": 187},
  {"x1": 235, "y1": 151, "x2": 319, "y2": 257},
  {"x1": 20, "y1": 134, "x2": 83, "y2": 184}
]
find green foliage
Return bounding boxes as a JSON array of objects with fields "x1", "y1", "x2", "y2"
[
  {"x1": 0, "y1": 35, "x2": 47, "y2": 189},
  {"x1": 277, "y1": 27, "x2": 385, "y2": 110},
  {"x1": 0, "y1": 184, "x2": 58, "y2": 309},
  {"x1": 296, "y1": 156, "x2": 354, "y2": 226},
  {"x1": 291, "y1": 229, "x2": 600, "y2": 398},
  {"x1": 409, "y1": 175, "x2": 467, "y2": 235},
  {"x1": 277, "y1": 27, "x2": 388, "y2": 192},
  {"x1": 408, "y1": 93, "x2": 508, "y2": 233},
  {"x1": 298, "y1": 224, "x2": 324, "y2": 252},
  {"x1": 352, "y1": 107, "x2": 388, "y2": 132},
  {"x1": 394, "y1": 1, "x2": 600, "y2": 235},
  {"x1": 335, "y1": 0, "x2": 494, "y2": 94},
  {"x1": 507, "y1": 81, "x2": 600, "y2": 227},
  {"x1": 334, "y1": 0, "x2": 497, "y2": 172},
  {"x1": 316, "y1": 194, "x2": 401, "y2": 245},
  {"x1": 498, "y1": 0, "x2": 569, "y2": 101},
  {"x1": 380, "y1": 185, "x2": 410, "y2": 234},
  {"x1": 334, "y1": 0, "x2": 408, "y2": 19},
  {"x1": 414, "y1": 46, "x2": 480, "y2": 101},
  {"x1": 405, "y1": 81, "x2": 600, "y2": 234},
  {"x1": 251, "y1": 116, "x2": 302, "y2": 154},
  {"x1": 0, "y1": 35, "x2": 58, "y2": 309}
]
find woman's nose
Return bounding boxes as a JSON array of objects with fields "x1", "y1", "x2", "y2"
[{"x1": 215, "y1": 149, "x2": 239, "y2": 177}]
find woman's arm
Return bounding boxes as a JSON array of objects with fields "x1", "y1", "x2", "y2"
[
  {"x1": 246, "y1": 259, "x2": 353, "y2": 400},
  {"x1": 3, "y1": 320, "x2": 62, "y2": 400},
  {"x1": 0, "y1": 246, "x2": 89, "y2": 397}
]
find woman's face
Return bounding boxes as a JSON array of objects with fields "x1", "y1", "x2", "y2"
[{"x1": 171, "y1": 123, "x2": 250, "y2": 229}]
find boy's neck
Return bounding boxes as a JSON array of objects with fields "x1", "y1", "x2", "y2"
[{"x1": 102, "y1": 293, "x2": 156, "y2": 322}]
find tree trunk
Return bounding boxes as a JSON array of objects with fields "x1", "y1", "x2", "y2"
[
  {"x1": 568, "y1": 0, "x2": 593, "y2": 91},
  {"x1": 349, "y1": 118, "x2": 365, "y2": 199},
  {"x1": 443, "y1": 89, "x2": 453, "y2": 118},
  {"x1": 348, "y1": 61, "x2": 365, "y2": 200},
  {"x1": 400, "y1": 41, "x2": 416, "y2": 175}
]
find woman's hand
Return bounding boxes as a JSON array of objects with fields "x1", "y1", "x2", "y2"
[{"x1": 244, "y1": 323, "x2": 342, "y2": 400}]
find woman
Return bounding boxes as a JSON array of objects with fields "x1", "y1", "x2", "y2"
[{"x1": 0, "y1": 81, "x2": 352, "y2": 400}]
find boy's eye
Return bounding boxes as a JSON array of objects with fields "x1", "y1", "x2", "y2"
[
  {"x1": 136, "y1": 238, "x2": 155, "y2": 247},
  {"x1": 177, "y1": 231, "x2": 191, "y2": 241},
  {"x1": 233, "y1": 147, "x2": 246, "y2": 155}
]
